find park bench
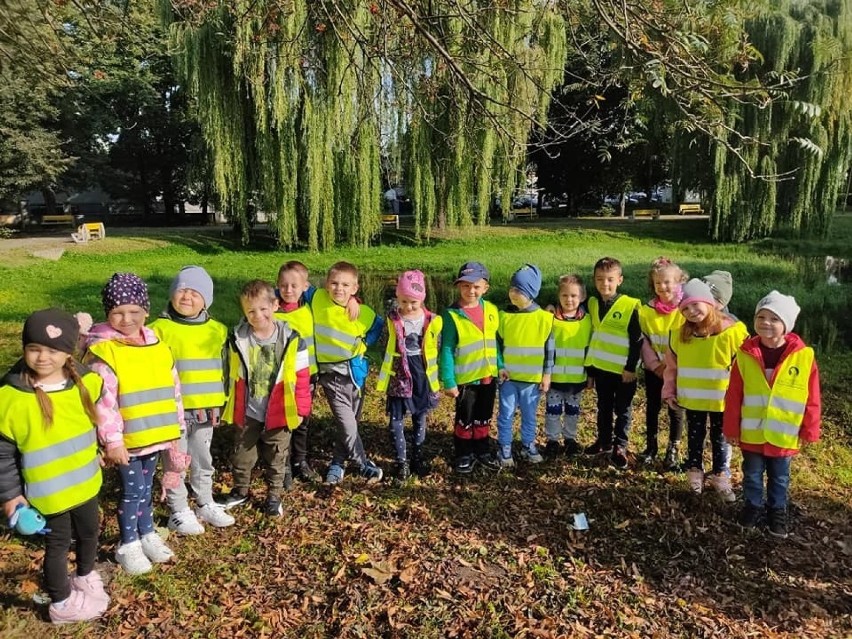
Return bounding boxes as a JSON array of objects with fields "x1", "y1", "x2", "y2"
[
  {"x1": 41, "y1": 214, "x2": 75, "y2": 226},
  {"x1": 678, "y1": 203, "x2": 704, "y2": 215},
  {"x1": 512, "y1": 206, "x2": 537, "y2": 220},
  {"x1": 632, "y1": 208, "x2": 661, "y2": 219},
  {"x1": 381, "y1": 214, "x2": 399, "y2": 229}
]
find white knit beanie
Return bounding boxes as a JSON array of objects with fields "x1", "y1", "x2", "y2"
[{"x1": 755, "y1": 290, "x2": 800, "y2": 333}]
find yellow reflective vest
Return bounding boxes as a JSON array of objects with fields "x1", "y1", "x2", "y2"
[
  {"x1": 448, "y1": 302, "x2": 500, "y2": 385},
  {"x1": 275, "y1": 305, "x2": 317, "y2": 375},
  {"x1": 376, "y1": 312, "x2": 442, "y2": 392},
  {"x1": 0, "y1": 371, "x2": 103, "y2": 515},
  {"x1": 87, "y1": 340, "x2": 181, "y2": 449},
  {"x1": 149, "y1": 318, "x2": 227, "y2": 409},
  {"x1": 552, "y1": 314, "x2": 592, "y2": 384},
  {"x1": 737, "y1": 347, "x2": 814, "y2": 450},
  {"x1": 638, "y1": 304, "x2": 684, "y2": 364},
  {"x1": 311, "y1": 289, "x2": 377, "y2": 363},
  {"x1": 585, "y1": 295, "x2": 640, "y2": 374},
  {"x1": 498, "y1": 308, "x2": 554, "y2": 383},
  {"x1": 670, "y1": 322, "x2": 748, "y2": 412}
]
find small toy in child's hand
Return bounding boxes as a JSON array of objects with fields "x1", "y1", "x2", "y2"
[{"x1": 8, "y1": 503, "x2": 51, "y2": 535}]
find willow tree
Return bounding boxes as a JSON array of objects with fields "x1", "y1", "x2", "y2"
[
  {"x1": 708, "y1": 0, "x2": 852, "y2": 241},
  {"x1": 161, "y1": 1, "x2": 567, "y2": 247}
]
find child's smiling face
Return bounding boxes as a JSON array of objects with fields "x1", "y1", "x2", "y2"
[{"x1": 108, "y1": 304, "x2": 148, "y2": 337}]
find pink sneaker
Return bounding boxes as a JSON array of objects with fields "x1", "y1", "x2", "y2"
[
  {"x1": 70, "y1": 571, "x2": 110, "y2": 613},
  {"x1": 686, "y1": 468, "x2": 704, "y2": 494},
  {"x1": 48, "y1": 589, "x2": 104, "y2": 624},
  {"x1": 709, "y1": 473, "x2": 736, "y2": 503}
]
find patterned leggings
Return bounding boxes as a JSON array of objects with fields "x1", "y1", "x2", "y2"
[{"x1": 117, "y1": 452, "x2": 159, "y2": 544}]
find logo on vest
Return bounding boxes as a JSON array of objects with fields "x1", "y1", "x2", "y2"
[
  {"x1": 787, "y1": 365, "x2": 800, "y2": 377},
  {"x1": 612, "y1": 311, "x2": 622, "y2": 320}
]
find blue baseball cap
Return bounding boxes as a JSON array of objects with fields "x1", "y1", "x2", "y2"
[{"x1": 455, "y1": 261, "x2": 490, "y2": 283}]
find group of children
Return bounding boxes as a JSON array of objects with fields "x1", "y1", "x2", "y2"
[{"x1": 0, "y1": 256, "x2": 821, "y2": 624}]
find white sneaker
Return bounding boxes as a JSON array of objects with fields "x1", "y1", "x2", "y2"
[
  {"x1": 168, "y1": 508, "x2": 205, "y2": 535},
  {"x1": 709, "y1": 473, "x2": 736, "y2": 503},
  {"x1": 686, "y1": 468, "x2": 704, "y2": 495},
  {"x1": 196, "y1": 502, "x2": 235, "y2": 528},
  {"x1": 115, "y1": 540, "x2": 152, "y2": 575},
  {"x1": 140, "y1": 533, "x2": 175, "y2": 564}
]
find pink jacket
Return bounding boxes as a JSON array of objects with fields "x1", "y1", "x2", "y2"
[
  {"x1": 662, "y1": 316, "x2": 737, "y2": 402},
  {"x1": 82, "y1": 322, "x2": 185, "y2": 456}
]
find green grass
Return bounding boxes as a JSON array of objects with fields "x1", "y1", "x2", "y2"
[{"x1": 0, "y1": 217, "x2": 850, "y2": 637}]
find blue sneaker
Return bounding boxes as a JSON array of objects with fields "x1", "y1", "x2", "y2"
[
  {"x1": 498, "y1": 444, "x2": 515, "y2": 469},
  {"x1": 359, "y1": 459, "x2": 384, "y2": 483},
  {"x1": 325, "y1": 463, "x2": 345, "y2": 485}
]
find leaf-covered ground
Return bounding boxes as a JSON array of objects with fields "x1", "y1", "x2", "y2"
[{"x1": 1, "y1": 384, "x2": 850, "y2": 638}]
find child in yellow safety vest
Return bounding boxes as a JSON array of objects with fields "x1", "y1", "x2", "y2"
[
  {"x1": 637, "y1": 257, "x2": 688, "y2": 469},
  {"x1": 663, "y1": 279, "x2": 748, "y2": 502},
  {"x1": 440, "y1": 261, "x2": 503, "y2": 474},
  {"x1": 377, "y1": 270, "x2": 442, "y2": 481},
  {"x1": 0, "y1": 309, "x2": 111, "y2": 623},
  {"x1": 149, "y1": 266, "x2": 235, "y2": 535},
  {"x1": 584, "y1": 257, "x2": 642, "y2": 470},
  {"x1": 544, "y1": 274, "x2": 592, "y2": 458},
  {"x1": 82, "y1": 273, "x2": 185, "y2": 576},
  {"x1": 496, "y1": 264, "x2": 554, "y2": 467},
  {"x1": 724, "y1": 291, "x2": 821, "y2": 538}
]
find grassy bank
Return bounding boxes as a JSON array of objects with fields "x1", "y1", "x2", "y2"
[{"x1": 0, "y1": 217, "x2": 850, "y2": 637}]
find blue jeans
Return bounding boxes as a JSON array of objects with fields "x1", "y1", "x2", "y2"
[
  {"x1": 497, "y1": 380, "x2": 541, "y2": 448},
  {"x1": 741, "y1": 451, "x2": 792, "y2": 510}
]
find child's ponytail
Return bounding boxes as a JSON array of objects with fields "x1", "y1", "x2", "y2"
[
  {"x1": 66, "y1": 360, "x2": 99, "y2": 425},
  {"x1": 23, "y1": 369, "x2": 55, "y2": 429}
]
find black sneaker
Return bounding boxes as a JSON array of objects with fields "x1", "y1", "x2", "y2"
[
  {"x1": 410, "y1": 456, "x2": 432, "y2": 478},
  {"x1": 293, "y1": 461, "x2": 321, "y2": 483},
  {"x1": 563, "y1": 439, "x2": 581, "y2": 456},
  {"x1": 610, "y1": 445, "x2": 629, "y2": 470},
  {"x1": 393, "y1": 461, "x2": 411, "y2": 482},
  {"x1": 283, "y1": 467, "x2": 294, "y2": 491},
  {"x1": 638, "y1": 446, "x2": 658, "y2": 465},
  {"x1": 219, "y1": 490, "x2": 249, "y2": 510},
  {"x1": 663, "y1": 443, "x2": 681, "y2": 471},
  {"x1": 738, "y1": 503, "x2": 763, "y2": 529},
  {"x1": 359, "y1": 459, "x2": 384, "y2": 483},
  {"x1": 454, "y1": 455, "x2": 476, "y2": 474},
  {"x1": 543, "y1": 440, "x2": 562, "y2": 458},
  {"x1": 476, "y1": 452, "x2": 500, "y2": 471},
  {"x1": 584, "y1": 440, "x2": 609, "y2": 455},
  {"x1": 767, "y1": 508, "x2": 789, "y2": 539},
  {"x1": 264, "y1": 495, "x2": 283, "y2": 517}
]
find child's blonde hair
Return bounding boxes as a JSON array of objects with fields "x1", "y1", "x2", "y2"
[
  {"x1": 240, "y1": 279, "x2": 276, "y2": 303},
  {"x1": 558, "y1": 274, "x2": 586, "y2": 296},
  {"x1": 647, "y1": 256, "x2": 688, "y2": 295},
  {"x1": 277, "y1": 260, "x2": 309, "y2": 281},
  {"x1": 327, "y1": 261, "x2": 359, "y2": 282},
  {"x1": 679, "y1": 306, "x2": 724, "y2": 342},
  {"x1": 24, "y1": 359, "x2": 98, "y2": 429}
]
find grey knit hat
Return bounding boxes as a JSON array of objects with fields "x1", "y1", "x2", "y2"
[
  {"x1": 170, "y1": 265, "x2": 214, "y2": 309},
  {"x1": 755, "y1": 290, "x2": 800, "y2": 333},
  {"x1": 702, "y1": 270, "x2": 733, "y2": 308}
]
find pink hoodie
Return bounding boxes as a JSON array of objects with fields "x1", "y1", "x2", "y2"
[{"x1": 82, "y1": 322, "x2": 185, "y2": 455}]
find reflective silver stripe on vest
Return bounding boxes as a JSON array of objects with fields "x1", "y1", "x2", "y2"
[
  {"x1": 586, "y1": 348, "x2": 624, "y2": 365},
  {"x1": 22, "y1": 429, "x2": 96, "y2": 469},
  {"x1": 773, "y1": 397, "x2": 807, "y2": 414},
  {"x1": 678, "y1": 388, "x2": 725, "y2": 401},
  {"x1": 595, "y1": 333, "x2": 629, "y2": 347},
  {"x1": 428, "y1": 369, "x2": 439, "y2": 385},
  {"x1": 26, "y1": 456, "x2": 99, "y2": 500},
  {"x1": 743, "y1": 395, "x2": 767, "y2": 407},
  {"x1": 176, "y1": 358, "x2": 222, "y2": 372},
  {"x1": 679, "y1": 367, "x2": 729, "y2": 380},
  {"x1": 120, "y1": 386, "x2": 175, "y2": 408},
  {"x1": 650, "y1": 335, "x2": 668, "y2": 347},
  {"x1": 124, "y1": 412, "x2": 180, "y2": 434},
  {"x1": 455, "y1": 360, "x2": 490, "y2": 376},
  {"x1": 553, "y1": 365, "x2": 585, "y2": 376},
  {"x1": 180, "y1": 381, "x2": 225, "y2": 396},
  {"x1": 503, "y1": 346, "x2": 543, "y2": 357},
  {"x1": 555, "y1": 348, "x2": 585, "y2": 358},
  {"x1": 316, "y1": 343, "x2": 356, "y2": 360},
  {"x1": 314, "y1": 325, "x2": 359, "y2": 348},
  {"x1": 741, "y1": 417, "x2": 801, "y2": 437},
  {"x1": 507, "y1": 363, "x2": 542, "y2": 375}
]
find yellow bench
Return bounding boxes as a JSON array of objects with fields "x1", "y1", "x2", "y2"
[
  {"x1": 632, "y1": 208, "x2": 661, "y2": 218},
  {"x1": 71, "y1": 222, "x2": 106, "y2": 243},
  {"x1": 678, "y1": 203, "x2": 704, "y2": 215},
  {"x1": 381, "y1": 214, "x2": 399, "y2": 229},
  {"x1": 41, "y1": 214, "x2": 75, "y2": 226}
]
